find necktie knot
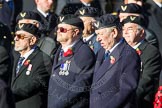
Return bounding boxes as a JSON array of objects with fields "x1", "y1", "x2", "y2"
[
  {"x1": 58, "y1": 49, "x2": 64, "y2": 61},
  {"x1": 104, "y1": 51, "x2": 110, "y2": 60}
]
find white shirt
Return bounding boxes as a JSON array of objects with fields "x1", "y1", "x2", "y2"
[
  {"x1": 20, "y1": 47, "x2": 36, "y2": 65},
  {"x1": 37, "y1": 8, "x2": 49, "y2": 18},
  {"x1": 132, "y1": 40, "x2": 144, "y2": 49},
  {"x1": 106, "y1": 38, "x2": 124, "y2": 54},
  {"x1": 82, "y1": 33, "x2": 94, "y2": 42},
  {"x1": 62, "y1": 40, "x2": 79, "y2": 52},
  {"x1": 154, "y1": 1, "x2": 162, "y2": 8}
]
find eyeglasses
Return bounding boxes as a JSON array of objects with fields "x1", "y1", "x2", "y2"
[
  {"x1": 15, "y1": 33, "x2": 29, "y2": 39},
  {"x1": 56, "y1": 27, "x2": 74, "y2": 33}
]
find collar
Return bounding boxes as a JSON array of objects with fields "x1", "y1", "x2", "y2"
[
  {"x1": 62, "y1": 40, "x2": 79, "y2": 52},
  {"x1": 82, "y1": 33, "x2": 95, "y2": 42},
  {"x1": 20, "y1": 46, "x2": 36, "y2": 64},
  {"x1": 80, "y1": 0, "x2": 91, "y2": 6},
  {"x1": 132, "y1": 39, "x2": 144, "y2": 49},
  {"x1": 154, "y1": 1, "x2": 162, "y2": 8},
  {"x1": 107, "y1": 38, "x2": 124, "y2": 54},
  {"x1": 37, "y1": 8, "x2": 48, "y2": 17}
]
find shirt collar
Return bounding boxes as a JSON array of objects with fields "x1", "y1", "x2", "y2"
[
  {"x1": 20, "y1": 46, "x2": 36, "y2": 64},
  {"x1": 37, "y1": 8, "x2": 49, "y2": 17},
  {"x1": 81, "y1": 0, "x2": 91, "y2": 6},
  {"x1": 154, "y1": 1, "x2": 162, "y2": 8},
  {"x1": 132, "y1": 40, "x2": 144, "y2": 49},
  {"x1": 106, "y1": 38, "x2": 124, "y2": 54},
  {"x1": 82, "y1": 33, "x2": 95, "y2": 42},
  {"x1": 62, "y1": 40, "x2": 79, "y2": 52}
]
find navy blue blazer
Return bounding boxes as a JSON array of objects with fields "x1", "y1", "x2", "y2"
[
  {"x1": 48, "y1": 39, "x2": 96, "y2": 108},
  {"x1": 90, "y1": 39, "x2": 141, "y2": 108}
]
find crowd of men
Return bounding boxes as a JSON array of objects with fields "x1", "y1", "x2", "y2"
[{"x1": 0, "y1": 0, "x2": 162, "y2": 108}]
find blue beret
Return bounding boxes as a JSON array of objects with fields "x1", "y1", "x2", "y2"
[
  {"x1": 58, "y1": 14, "x2": 84, "y2": 30},
  {"x1": 75, "y1": 6, "x2": 101, "y2": 17},
  {"x1": 94, "y1": 14, "x2": 120, "y2": 30}
]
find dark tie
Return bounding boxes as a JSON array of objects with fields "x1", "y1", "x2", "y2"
[
  {"x1": 104, "y1": 51, "x2": 110, "y2": 60},
  {"x1": 58, "y1": 49, "x2": 64, "y2": 61},
  {"x1": 16, "y1": 57, "x2": 25, "y2": 74}
]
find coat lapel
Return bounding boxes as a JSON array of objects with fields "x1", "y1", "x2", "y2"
[
  {"x1": 53, "y1": 39, "x2": 83, "y2": 71},
  {"x1": 94, "y1": 40, "x2": 126, "y2": 82},
  {"x1": 12, "y1": 48, "x2": 40, "y2": 85}
]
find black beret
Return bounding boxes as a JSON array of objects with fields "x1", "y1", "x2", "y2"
[
  {"x1": 94, "y1": 14, "x2": 120, "y2": 30},
  {"x1": 75, "y1": 6, "x2": 100, "y2": 17},
  {"x1": 122, "y1": 15, "x2": 146, "y2": 28},
  {"x1": 15, "y1": 23, "x2": 39, "y2": 37},
  {"x1": 118, "y1": 3, "x2": 142, "y2": 14},
  {"x1": 16, "y1": 10, "x2": 42, "y2": 22},
  {"x1": 58, "y1": 14, "x2": 84, "y2": 30}
]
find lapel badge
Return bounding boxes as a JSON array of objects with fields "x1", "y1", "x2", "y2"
[
  {"x1": 121, "y1": 6, "x2": 127, "y2": 11},
  {"x1": 20, "y1": 12, "x2": 26, "y2": 18},
  {"x1": 110, "y1": 56, "x2": 116, "y2": 64},
  {"x1": 59, "y1": 60, "x2": 71, "y2": 76},
  {"x1": 26, "y1": 64, "x2": 32, "y2": 75}
]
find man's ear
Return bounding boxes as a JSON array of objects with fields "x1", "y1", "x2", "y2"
[{"x1": 30, "y1": 36, "x2": 37, "y2": 46}]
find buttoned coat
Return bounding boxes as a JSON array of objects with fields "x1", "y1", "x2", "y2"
[
  {"x1": 11, "y1": 47, "x2": 52, "y2": 108},
  {"x1": 48, "y1": 39, "x2": 96, "y2": 108},
  {"x1": 90, "y1": 39, "x2": 141, "y2": 108}
]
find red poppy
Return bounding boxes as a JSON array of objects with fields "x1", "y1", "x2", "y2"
[
  {"x1": 110, "y1": 56, "x2": 116, "y2": 64},
  {"x1": 136, "y1": 48, "x2": 142, "y2": 55},
  {"x1": 63, "y1": 48, "x2": 73, "y2": 57},
  {"x1": 24, "y1": 60, "x2": 30, "y2": 66}
]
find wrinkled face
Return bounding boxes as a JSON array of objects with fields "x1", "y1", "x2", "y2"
[
  {"x1": 95, "y1": 27, "x2": 116, "y2": 50},
  {"x1": 56, "y1": 23, "x2": 79, "y2": 45},
  {"x1": 35, "y1": 0, "x2": 53, "y2": 13},
  {"x1": 14, "y1": 30, "x2": 36, "y2": 53},
  {"x1": 119, "y1": 13, "x2": 139, "y2": 22},
  {"x1": 80, "y1": 17, "x2": 95, "y2": 37},
  {"x1": 122, "y1": 23, "x2": 143, "y2": 46},
  {"x1": 18, "y1": 19, "x2": 40, "y2": 27}
]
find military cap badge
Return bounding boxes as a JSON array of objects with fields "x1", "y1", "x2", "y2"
[
  {"x1": 20, "y1": 12, "x2": 26, "y2": 18},
  {"x1": 121, "y1": 6, "x2": 127, "y2": 11}
]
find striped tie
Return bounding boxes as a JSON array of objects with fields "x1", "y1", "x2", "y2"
[{"x1": 16, "y1": 57, "x2": 25, "y2": 74}]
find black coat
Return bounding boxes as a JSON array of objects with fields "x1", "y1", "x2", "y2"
[
  {"x1": 136, "y1": 40, "x2": 162, "y2": 108},
  {"x1": 11, "y1": 48, "x2": 52, "y2": 108},
  {"x1": 0, "y1": 79, "x2": 15, "y2": 108}
]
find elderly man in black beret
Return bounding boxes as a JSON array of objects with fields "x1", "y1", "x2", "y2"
[
  {"x1": 90, "y1": 14, "x2": 140, "y2": 108},
  {"x1": 16, "y1": 10, "x2": 58, "y2": 60},
  {"x1": 118, "y1": 3, "x2": 158, "y2": 48},
  {"x1": 11, "y1": 23, "x2": 52, "y2": 108},
  {"x1": 48, "y1": 14, "x2": 96, "y2": 108},
  {"x1": 122, "y1": 15, "x2": 162, "y2": 108},
  {"x1": 75, "y1": 6, "x2": 101, "y2": 54}
]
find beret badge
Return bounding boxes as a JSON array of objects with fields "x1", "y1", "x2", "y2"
[
  {"x1": 59, "y1": 16, "x2": 65, "y2": 22},
  {"x1": 130, "y1": 16, "x2": 136, "y2": 21},
  {"x1": 19, "y1": 24, "x2": 24, "y2": 29},
  {"x1": 94, "y1": 21, "x2": 100, "y2": 28},
  {"x1": 121, "y1": 6, "x2": 127, "y2": 11},
  {"x1": 20, "y1": 12, "x2": 26, "y2": 18},
  {"x1": 79, "y1": 9, "x2": 85, "y2": 15}
]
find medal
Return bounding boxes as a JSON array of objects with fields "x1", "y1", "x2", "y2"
[
  {"x1": 26, "y1": 71, "x2": 30, "y2": 75},
  {"x1": 59, "y1": 61, "x2": 71, "y2": 76},
  {"x1": 26, "y1": 64, "x2": 32, "y2": 75}
]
